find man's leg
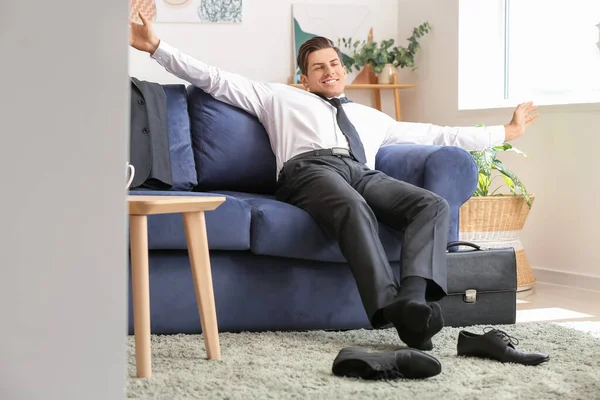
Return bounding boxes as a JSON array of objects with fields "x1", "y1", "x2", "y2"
[
  {"x1": 275, "y1": 156, "x2": 399, "y2": 323},
  {"x1": 351, "y1": 164, "x2": 450, "y2": 348}
]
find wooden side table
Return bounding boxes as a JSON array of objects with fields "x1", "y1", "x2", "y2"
[{"x1": 128, "y1": 195, "x2": 226, "y2": 378}]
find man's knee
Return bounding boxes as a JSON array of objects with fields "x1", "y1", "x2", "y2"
[
  {"x1": 334, "y1": 195, "x2": 375, "y2": 221},
  {"x1": 436, "y1": 196, "x2": 450, "y2": 214},
  {"x1": 422, "y1": 193, "x2": 449, "y2": 217}
]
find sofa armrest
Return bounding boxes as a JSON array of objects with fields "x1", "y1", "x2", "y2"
[{"x1": 375, "y1": 144, "x2": 478, "y2": 242}]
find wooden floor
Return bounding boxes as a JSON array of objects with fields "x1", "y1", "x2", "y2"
[{"x1": 516, "y1": 282, "x2": 600, "y2": 323}]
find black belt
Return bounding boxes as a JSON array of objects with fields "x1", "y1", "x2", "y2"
[{"x1": 288, "y1": 147, "x2": 356, "y2": 162}]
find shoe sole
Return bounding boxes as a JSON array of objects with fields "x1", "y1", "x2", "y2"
[{"x1": 457, "y1": 353, "x2": 550, "y2": 366}]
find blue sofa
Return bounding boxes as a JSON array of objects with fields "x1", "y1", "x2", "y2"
[{"x1": 127, "y1": 84, "x2": 478, "y2": 335}]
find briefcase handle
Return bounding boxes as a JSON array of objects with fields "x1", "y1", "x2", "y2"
[{"x1": 447, "y1": 241, "x2": 485, "y2": 250}]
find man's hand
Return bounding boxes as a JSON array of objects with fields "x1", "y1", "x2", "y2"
[
  {"x1": 129, "y1": 12, "x2": 160, "y2": 55},
  {"x1": 504, "y1": 101, "x2": 539, "y2": 141}
]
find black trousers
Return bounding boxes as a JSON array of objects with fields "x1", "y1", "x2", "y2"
[{"x1": 275, "y1": 153, "x2": 450, "y2": 328}]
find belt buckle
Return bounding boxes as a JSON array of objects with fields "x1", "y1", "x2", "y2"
[{"x1": 331, "y1": 148, "x2": 346, "y2": 157}]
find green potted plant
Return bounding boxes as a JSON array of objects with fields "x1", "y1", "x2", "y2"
[
  {"x1": 337, "y1": 22, "x2": 432, "y2": 84},
  {"x1": 390, "y1": 22, "x2": 433, "y2": 71},
  {"x1": 460, "y1": 130, "x2": 536, "y2": 291},
  {"x1": 469, "y1": 141, "x2": 531, "y2": 207}
]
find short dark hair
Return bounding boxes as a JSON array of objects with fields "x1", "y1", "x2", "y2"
[{"x1": 297, "y1": 36, "x2": 343, "y2": 76}]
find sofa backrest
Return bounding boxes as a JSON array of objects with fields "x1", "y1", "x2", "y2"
[{"x1": 186, "y1": 86, "x2": 277, "y2": 194}]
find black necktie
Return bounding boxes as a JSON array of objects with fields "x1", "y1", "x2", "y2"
[{"x1": 317, "y1": 95, "x2": 367, "y2": 164}]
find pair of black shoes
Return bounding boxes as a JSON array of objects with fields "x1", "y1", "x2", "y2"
[{"x1": 332, "y1": 327, "x2": 549, "y2": 381}]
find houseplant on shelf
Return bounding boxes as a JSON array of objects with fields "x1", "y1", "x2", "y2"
[
  {"x1": 337, "y1": 22, "x2": 432, "y2": 84},
  {"x1": 459, "y1": 131, "x2": 536, "y2": 291}
]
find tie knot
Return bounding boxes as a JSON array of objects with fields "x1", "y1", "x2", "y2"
[
  {"x1": 313, "y1": 93, "x2": 351, "y2": 106},
  {"x1": 329, "y1": 97, "x2": 349, "y2": 107}
]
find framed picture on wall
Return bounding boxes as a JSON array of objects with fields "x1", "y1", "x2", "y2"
[
  {"x1": 129, "y1": 0, "x2": 243, "y2": 23},
  {"x1": 292, "y1": 3, "x2": 373, "y2": 84}
]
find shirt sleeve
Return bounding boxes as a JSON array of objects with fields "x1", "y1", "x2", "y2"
[
  {"x1": 381, "y1": 118, "x2": 506, "y2": 150},
  {"x1": 150, "y1": 41, "x2": 274, "y2": 119}
]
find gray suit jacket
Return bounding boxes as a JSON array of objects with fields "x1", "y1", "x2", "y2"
[{"x1": 129, "y1": 77, "x2": 172, "y2": 190}]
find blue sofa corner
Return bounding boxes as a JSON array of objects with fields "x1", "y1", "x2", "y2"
[{"x1": 127, "y1": 84, "x2": 478, "y2": 334}]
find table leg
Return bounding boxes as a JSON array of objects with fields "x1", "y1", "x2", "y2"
[
  {"x1": 392, "y1": 73, "x2": 402, "y2": 121},
  {"x1": 374, "y1": 88, "x2": 382, "y2": 112},
  {"x1": 129, "y1": 214, "x2": 151, "y2": 378},
  {"x1": 182, "y1": 211, "x2": 222, "y2": 360},
  {"x1": 393, "y1": 87, "x2": 402, "y2": 121}
]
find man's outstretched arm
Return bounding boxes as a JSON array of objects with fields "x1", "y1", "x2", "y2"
[
  {"x1": 129, "y1": 12, "x2": 274, "y2": 119},
  {"x1": 382, "y1": 102, "x2": 540, "y2": 150}
]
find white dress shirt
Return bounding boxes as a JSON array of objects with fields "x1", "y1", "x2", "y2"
[{"x1": 151, "y1": 41, "x2": 506, "y2": 179}]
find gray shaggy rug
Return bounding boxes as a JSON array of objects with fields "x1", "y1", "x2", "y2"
[{"x1": 127, "y1": 322, "x2": 600, "y2": 399}]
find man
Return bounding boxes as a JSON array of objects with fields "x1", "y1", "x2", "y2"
[{"x1": 129, "y1": 12, "x2": 539, "y2": 350}]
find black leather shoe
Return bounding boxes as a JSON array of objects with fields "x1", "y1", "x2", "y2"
[
  {"x1": 332, "y1": 347, "x2": 442, "y2": 380},
  {"x1": 457, "y1": 327, "x2": 550, "y2": 366},
  {"x1": 388, "y1": 302, "x2": 444, "y2": 351}
]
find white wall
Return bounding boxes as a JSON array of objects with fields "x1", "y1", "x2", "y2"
[
  {"x1": 129, "y1": 0, "x2": 401, "y2": 116},
  {"x1": 396, "y1": 0, "x2": 600, "y2": 283},
  {"x1": 0, "y1": 1, "x2": 128, "y2": 399}
]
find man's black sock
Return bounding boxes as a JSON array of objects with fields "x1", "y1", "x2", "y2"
[
  {"x1": 383, "y1": 277, "x2": 431, "y2": 333},
  {"x1": 397, "y1": 276, "x2": 428, "y2": 304}
]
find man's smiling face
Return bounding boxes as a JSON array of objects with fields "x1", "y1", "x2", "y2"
[{"x1": 300, "y1": 47, "x2": 347, "y2": 98}]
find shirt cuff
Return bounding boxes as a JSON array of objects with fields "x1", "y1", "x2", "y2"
[
  {"x1": 489, "y1": 125, "x2": 506, "y2": 147},
  {"x1": 150, "y1": 40, "x2": 175, "y2": 64}
]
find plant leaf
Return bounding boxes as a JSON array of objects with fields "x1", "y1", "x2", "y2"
[
  {"x1": 505, "y1": 147, "x2": 528, "y2": 158},
  {"x1": 493, "y1": 159, "x2": 531, "y2": 206},
  {"x1": 492, "y1": 142, "x2": 528, "y2": 158},
  {"x1": 501, "y1": 174, "x2": 517, "y2": 195},
  {"x1": 470, "y1": 149, "x2": 494, "y2": 176},
  {"x1": 478, "y1": 173, "x2": 490, "y2": 196},
  {"x1": 493, "y1": 143, "x2": 513, "y2": 151}
]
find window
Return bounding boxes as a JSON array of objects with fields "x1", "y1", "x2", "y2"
[{"x1": 459, "y1": 0, "x2": 600, "y2": 110}]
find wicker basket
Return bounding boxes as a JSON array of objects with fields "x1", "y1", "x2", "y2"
[{"x1": 459, "y1": 195, "x2": 536, "y2": 291}]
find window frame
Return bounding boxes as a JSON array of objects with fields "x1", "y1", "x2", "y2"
[{"x1": 458, "y1": 0, "x2": 600, "y2": 111}]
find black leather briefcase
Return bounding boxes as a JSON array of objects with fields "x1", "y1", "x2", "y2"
[{"x1": 439, "y1": 241, "x2": 517, "y2": 327}]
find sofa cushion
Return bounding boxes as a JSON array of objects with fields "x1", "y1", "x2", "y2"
[
  {"x1": 211, "y1": 190, "x2": 274, "y2": 200},
  {"x1": 128, "y1": 191, "x2": 251, "y2": 251},
  {"x1": 186, "y1": 86, "x2": 277, "y2": 194},
  {"x1": 241, "y1": 196, "x2": 403, "y2": 263},
  {"x1": 162, "y1": 84, "x2": 198, "y2": 191}
]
